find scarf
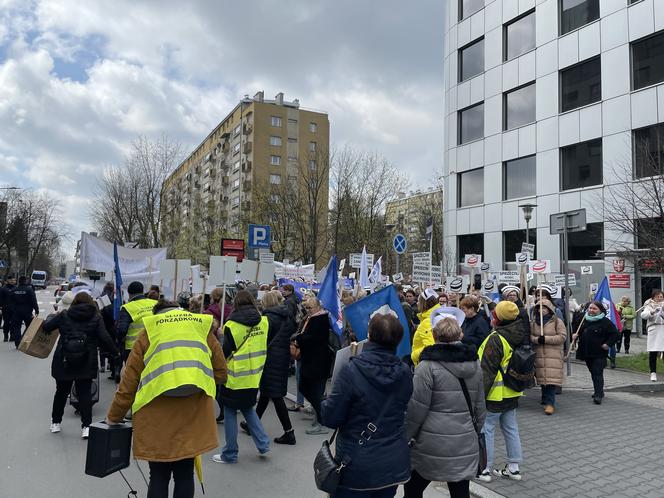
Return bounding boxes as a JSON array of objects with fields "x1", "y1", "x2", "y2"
[{"x1": 585, "y1": 312, "x2": 605, "y2": 322}]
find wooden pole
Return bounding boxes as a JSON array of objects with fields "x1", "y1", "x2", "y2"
[
  {"x1": 200, "y1": 275, "x2": 207, "y2": 313},
  {"x1": 173, "y1": 259, "x2": 179, "y2": 301}
]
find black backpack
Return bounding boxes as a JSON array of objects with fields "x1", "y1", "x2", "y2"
[
  {"x1": 62, "y1": 330, "x2": 89, "y2": 369},
  {"x1": 498, "y1": 335, "x2": 536, "y2": 392}
]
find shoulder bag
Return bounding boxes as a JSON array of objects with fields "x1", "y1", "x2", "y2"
[{"x1": 458, "y1": 377, "x2": 487, "y2": 476}]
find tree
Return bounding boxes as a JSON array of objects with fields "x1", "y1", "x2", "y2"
[{"x1": 90, "y1": 134, "x2": 182, "y2": 248}]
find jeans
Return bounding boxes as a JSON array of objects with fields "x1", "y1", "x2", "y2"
[
  {"x1": 585, "y1": 358, "x2": 606, "y2": 398},
  {"x1": 147, "y1": 458, "x2": 194, "y2": 498},
  {"x1": 617, "y1": 330, "x2": 631, "y2": 353},
  {"x1": 298, "y1": 376, "x2": 327, "y2": 424},
  {"x1": 295, "y1": 360, "x2": 304, "y2": 405},
  {"x1": 608, "y1": 345, "x2": 616, "y2": 360},
  {"x1": 541, "y1": 385, "x2": 556, "y2": 406},
  {"x1": 403, "y1": 469, "x2": 469, "y2": 498},
  {"x1": 256, "y1": 393, "x2": 292, "y2": 432},
  {"x1": 221, "y1": 405, "x2": 270, "y2": 462},
  {"x1": 482, "y1": 409, "x2": 522, "y2": 469},
  {"x1": 52, "y1": 379, "x2": 92, "y2": 427},
  {"x1": 332, "y1": 485, "x2": 397, "y2": 498}
]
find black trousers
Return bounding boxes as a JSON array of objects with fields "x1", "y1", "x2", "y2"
[
  {"x1": 10, "y1": 312, "x2": 32, "y2": 347},
  {"x1": 256, "y1": 393, "x2": 293, "y2": 432},
  {"x1": 298, "y1": 376, "x2": 326, "y2": 424},
  {"x1": 585, "y1": 358, "x2": 606, "y2": 398},
  {"x1": 148, "y1": 458, "x2": 194, "y2": 498},
  {"x1": 1, "y1": 307, "x2": 11, "y2": 339},
  {"x1": 52, "y1": 379, "x2": 92, "y2": 427},
  {"x1": 616, "y1": 330, "x2": 631, "y2": 352},
  {"x1": 403, "y1": 469, "x2": 469, "y2": 498},
  {"x1": 649, "y1": 351, "x2": 661, "y2": 373}
]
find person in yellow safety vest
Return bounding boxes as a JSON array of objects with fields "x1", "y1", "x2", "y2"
[
  {"x1": 117, "y1": 281, "x2": 157, "y2": 356},
  {"x1": 212, "y1": 290, "x2": 270, "y2": 464},
  {"x1": 106, "y1": 298, "x2": 227, "y2": 497},
  {"x1": 411, "y1": 288, "x2": 441, "y2": 366},
  {"x1": 476, "y1": 300, "x2": 525, "y2": 484}
]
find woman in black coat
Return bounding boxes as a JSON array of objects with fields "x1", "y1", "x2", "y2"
[
  {"x1": 459, "y1": 295, "x2": 490, "y2": 349},
  {"x1": 573, "y1": 300, "x2": 619, "y2": 405},
  {"x1": 242, "y1": 291, "x2": 297, "y2": 444},
  {"x1": 43, "y1": 291, "x2": 118, "y2": 438}
]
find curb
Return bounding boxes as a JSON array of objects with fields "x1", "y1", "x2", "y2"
[
  {"x1": 607, "y1": 383, "x2": 664, "y2": 392},
  {"x1": 470, "y1": 481, "x2": 508, "y2": 498}
]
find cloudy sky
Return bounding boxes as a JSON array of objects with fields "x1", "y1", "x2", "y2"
[{"x1": 0, "y1": 0, "x2": 443, "y2": 254}]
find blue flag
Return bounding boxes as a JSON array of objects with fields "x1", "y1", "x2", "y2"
[
  {"x1": 344, "y1": 285, "x2": 411, "y2": 358},
  {"x1": 277, "y1": 278, "x2": 321, "y2": 299},
  {"x1": 319, "y1": 255, "x2": 343, "y2": 336},
  {"x1": 595, "y1": 276, "x2": 623, "y2": 332},
  {"x1": 113, "y1": 242, "x2": 123, "y2": 321}
]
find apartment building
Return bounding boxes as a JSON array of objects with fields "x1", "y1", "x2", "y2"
[
  {"x1": 161, "y1": 92, "x2": 329, "y2": 262},
  {"x1": 443, "y1": 0, "x2": 664, "y2": 303}
]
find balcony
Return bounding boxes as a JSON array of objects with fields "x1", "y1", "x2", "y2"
[
  {"x1": 243, "y1": 141, "x2": 252, "y2": 154},
  {"x1": 241, "y1": 200, "x2": 251, "y2": 211},
  {"x1": 221, "y1": 176, "x2": 229, "y2": 186},
  {"x1": 243, "y1": 123, "x2": 253, "y2": 135},
  {"x1": 241, "y1": 160, "x2": 252, "y2": 173},
  {"x1": 242, "y1": 180, "x2": 252, "y2": 191}
]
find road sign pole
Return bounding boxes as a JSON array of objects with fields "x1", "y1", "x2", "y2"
[
  {"x1": 562, "y1": 216, "x2": 572, "y2": 377},
  {"x1": 396, "y1": 253, "x2": 400, "y2": 274}
]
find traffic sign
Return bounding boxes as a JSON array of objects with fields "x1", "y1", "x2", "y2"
[
  {"x1": 393, "y1": 234, "x2": 407, "y2": 255},
  {"x1": 0, "y1": 259, "x2": 5, "y2": 269},
  {"x1": 550, "y1": 209, "x2": 587, "y2": 235},
  {"x1": 248, "y1": 224, "x2": 271, "y2": 248}
]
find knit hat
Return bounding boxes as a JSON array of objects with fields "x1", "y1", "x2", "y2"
[
  {"x1": 59, "y1": 291, "x2": 75, "y2": 311},
  {"x1": 501, "y1": 285, "x2": 520, "y2": 297},
  {"x1": 127, "y1": 281, "x2": 144, "y2": 295},
  {"x1": 495, "y1": 301, "x2": 519, "y2": 322}
]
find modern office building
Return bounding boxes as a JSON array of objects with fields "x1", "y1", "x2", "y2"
[
  {"x1": 161, "y1": 91, "x2": 329, "y2": 263},
  {"x1": 443, "y1": 0, "x2": 664, "y2": 304}
]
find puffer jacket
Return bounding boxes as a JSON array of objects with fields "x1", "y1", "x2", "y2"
[
  {"x1": 321, "y1": 342, "x2": 412, "y2": 492},
  {"x1": 529, "y1": 300, "x2": 566, "y2": 387},
  {"x1": 411, "y1": 304, "x2": 441, "y2": 366},
  {"x1": 260, "y1": 304, "x2": 296, "y2": 398},
  {"x1": 406, "y1": 342, "x2": 485, "y2": 483},
  {"x1": 575, "y1": 316, "x2": 619, "y2": 360},
  {"x1": 43, "y1": 303, "x2": 119, "y2": 381}
]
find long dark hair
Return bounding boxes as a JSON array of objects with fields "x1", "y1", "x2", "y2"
[{"x1": 234, "y1": 290, "x2": 258, "y2": 310}]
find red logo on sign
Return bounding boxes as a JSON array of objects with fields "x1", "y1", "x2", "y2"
[
  {"x1": 533, "y1": 261, "x2": 547, "y2": 272},
  {"x1": 467, "y1": 256, "x2": 479, "y2": 266},
  {"x1": 613, "y1": 258, "x2": 625, "y2": 273}
]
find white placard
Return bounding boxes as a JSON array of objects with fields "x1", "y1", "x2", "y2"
[
  {"x1": 349, "y1": 272, "x2": 356, "y2": 279},
  {"x1": 257, "y1": 262, "x2": 276, "y2": 284},
  {"x1": 259, "y1": 252, "x2": 275, "y2": 264},
  {"x1": 349, "y1": 253, "x2": 374, "y2": 269},
  {"x1": 553, "y1": 273, "x2": 577, "y2": 287},
  {"x1": 238, "y1": 260, "x2": 259, "y2": 281},
  {"x1": 590, "y1": 282, "x2": 599, "y2": 293},
  {"x1": 392, "y1": 273, "x2": 403, "y2": 283},
  {"x1": 515, "y1": 252, "x2": 530, "y2": 266},
  {"x1": 176, "y1": 259, "x2": 191, "y2": 281},
  {"x1": 498, "y1": 270, "x2": 520, "y2": 283},
  {"x1": 339, "y1": 258, "x2": 346, "y2": 271},
  {"x1": 480, "y1": 262, "x2": 491, "y2": 272},
  {"x1": 464, "y1": 254, "x2": 482, "y2": 268},
  {"x1": 431, "y1": 265, "x2": 443, "y2": 283},
  {"x1": 208, "y1": 256, "x2": 238, "y2": 286},
  {"x1": 581, "y1": 266, "x2": 593, "y2": 275},
  {"x1": 412, "y1": 252, "x2": 431, "y2": 263},
  {"x1": 412, "y1": 263, "x2": 431, "y2": 283},
  {"x1": 191, "y1": 265, "x2": 204, "y2": 294},
  {"x1": 521, "y1": 243, "x2": 535, "y2": 258},
  {"x1": 446, "y1": 275, "x2": 468, "y2": 294},
  {"x1": 529, "y1": 259, "x2": 552, "y2": 274},
  {"x1": 159, "y1": 259, "x2": 176, "y2": 281}
]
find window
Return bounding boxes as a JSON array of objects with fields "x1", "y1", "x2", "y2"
[
  {"x1": 308, "y1": 160, "x2": 317, "y2": 169},
  {"x1": 271, "y1": 116, "x2": 282, "y2": 127},
  {"x1": 288, "y1": 118, "x2": 298, "y2": 125},
  {"x1": 561, "y1": 138, "x2": 602, "y2": 190},
  {"x1": 309, "y1": 141, "x2": 317, "y2": 152},
  {"x1": 288, "y1": 153, "x2": 298, "y2": 161},
  {"x1": 503, "y1": 230, "x2": 537, "y2": 263},
  {"x1": 459, "y1": 0, "x2": 484, "y2": 21},
  {"x1": 288, "y1": 137, "x2": 297, "y2": 143},
  {"x1": 560, "y1": 0, "x2": 599, "y2": 35},
  {"x1": 568, "y1": 222, "x2": 603, "y2": 260},
  {"x1": 457, "y1": 168, "x2": 484, "y2": 207},
  {"x1": 233, "y1": 160, "x2": 240, "y2": 172},
  {"x1": 232, "y1": 196, "x2": 240, "y2": 207},
  {"x1": 309, "y1": 122, "x2": 317, "y2": 133},
  {"x1": 503, "y1": 155, "x2": 536, "y2": 200},
  {"x1": 233, "y1": 124, "x2": 241, "y2": 136},
  {"x1": 632, "y1": 31, "x2": 664, "y2": 91},
  {"x1": 560, "y1": 56, "x2": 601, "y2": 112},
  {"x1": 634, "y1": 123, "x2": 664, "y2": 178},
  {"x1": 269, "y1": 174, "x2": 281, "y2": 185},
  {"x1": 636, "y1": 218, "x2": 664, "y2": 249},
  {"x1": 457, "y1": 234, "x2": 484, "y2": 262},
  {"x1": 270, "y1": 136, "x2": 282, "y2": 146},
  {"x1": 459, "y1": 38, "x2": 484, "y2": 82},
  {"x1": 232, "y1": 179, "x2": 240, "y2": 190},
  {"x1": 232, "y1": 143, "x2": 240, "y2": 155},
  {"x1": 458, "y1": 103, "x2": 484, "y2": 144},
  {"x1": 505, "y1": 11, "x2": 536, "y2": 61},
  {"x1": 270, "y1": 155, "x2": 281, "y2": 165},
  {"x1": 504, "y1": 82, "x2": 536, "y2": 130}
]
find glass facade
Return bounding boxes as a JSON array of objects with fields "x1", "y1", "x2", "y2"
[
  {"x1": 561, "y1": 139, "x2": 602, "y2": 190},
  {"x1": 632, "y1": 31, "x2": 664, "y2": 91},
  {"x1": 504, "y1": 83, "x2": 536, "y2": 130},
  {"x1": 458, "y1": 103, "x2": 484, "y2": 144},
  {"x1": 560, "y1": 57, "x2": 601, "y2": 112},
  {"x1": 504, "y1": 156, "x2": 536, "y2": 200},
  {"x1": 505, "y1": 11, "x2": 536, "y2": 61}
]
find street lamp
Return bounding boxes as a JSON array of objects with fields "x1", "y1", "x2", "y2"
[
  {"x1": 519, "y1": 203, "x2": 537, "y2": 245},
  {"x1": 384, "y1": 223, "x2": 396, "y2": 274}
]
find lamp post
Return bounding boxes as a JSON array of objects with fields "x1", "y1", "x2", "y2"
[
  {"x1": 384, "y1": 223, "x2": 395, "y2": 275},
  {"x1": 519, "y1": 203, "x2": 537, "y2": 246}
]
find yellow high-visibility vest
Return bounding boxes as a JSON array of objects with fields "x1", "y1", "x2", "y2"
[
  {"x1": 478, "y1": 331, "x2": 523, "y2": 402},
  {"x1": 225, "y1": 317, "x2": 269, "y2": 390},
  {"x1": 132, "y1": 309, "x2": 215, "y2": 414},
  {"x1": 122, "y1": 298, "x2": 158, "y2": 350}
]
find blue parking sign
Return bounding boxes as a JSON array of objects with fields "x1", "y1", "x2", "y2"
[
  {"x1": 248, "y1": 224, "x2": 271, "y2": 248},
  {"x1": 393, "y1": 234, "x2": 407, "y2": 255}
]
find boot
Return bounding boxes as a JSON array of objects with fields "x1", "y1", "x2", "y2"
[
  {"x1": 274, "y1": 430, "x2": 296, "y2": 445},
  {"x1": 544, "y1": 404, "x2": 554, "y2": 415},
  {"x1": 610, "y1": 358, "x2": 616, "y2": 369}
]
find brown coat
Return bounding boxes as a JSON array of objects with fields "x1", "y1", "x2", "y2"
[
  {"x1": 530, "y1": 300, "x2": 566, "y2": 387},
  {"x1": 107, "y1": 327, "x2": 227, "y2": 462}
]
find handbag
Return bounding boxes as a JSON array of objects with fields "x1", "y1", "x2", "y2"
[{"x1": 458, "y1": 377, "x2": 487, "y2": 475}]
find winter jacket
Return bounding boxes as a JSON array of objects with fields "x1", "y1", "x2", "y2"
[
  {"x1": 575, "y1": 316, "x2": 619, "y2": 360},
  {"x1": 203, "y1": 302, "x2": 233, "y2": 326},
  {"x1": 116, "y1": 294, "x2": 146, "y2": 345},
  {"x1": 0, "y1": 283, "x2": 14, "y2": 308},
  {"x1": 218, "y1": 304, "x2": 264, "y2": 409},
  {"x1": 640, "y1": 300, "x2": 664, "y2": 352},
  {"x1": 260, "y1": 304, "x2": 296, "y2": 398},
  {"x1": 321, "y1": 342, "x2": 412, "y2": 492},
  {"x1": 529, "y1": 300, "x2": 566, "y2": 387},
  {"x1": 294, "y1": 312, "x2": 333, "y2": 380},
  {"x1": 10, "y1": 284, "x2": 39, "y2": 314},
  {"x1": 106, "y1": 310, "x2": 227, "y2": 462},
  {"x1": 406, "y1": 342, "x2": 485, "y2": 483},
  {"x1": 284, "y1": 293, "x2": 300, "y2": 321},
  {"x1": 462, "y1": 313, "x2": 490, "y2": 349},
  {"x1": 411, "y1": 304, "x2": 441, "y2": 366},
  {"x1": 479, "y1": 319, "x2": 525, "y2": 413},
  {"x1": 99, "y1": 290, "x2": 117, "y2": 346},
  {"x1": 617, "y1": 303, "x2": 635, "y2": 331},
  {"x1": 43, "y1": 303, "x2": 119, "y2": 381}
]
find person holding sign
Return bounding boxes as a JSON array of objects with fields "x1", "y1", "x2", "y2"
[{"x1": 411, "y1": 289, "x2": 441, "y2": 366}]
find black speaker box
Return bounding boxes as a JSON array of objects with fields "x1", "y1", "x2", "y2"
[{"x1": 85, "y1": 421, "x2": 132, "y2": 478}]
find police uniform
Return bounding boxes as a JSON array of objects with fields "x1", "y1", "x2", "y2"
[{"x1": 10, "y1": 282, "x2": 39, "y2": 347}]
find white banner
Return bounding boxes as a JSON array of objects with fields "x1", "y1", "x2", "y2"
[
  {"x1": 79, "y1": 232, "x2": 166, "y2": 277},
  {"x1": 274, "y1": 261, "x2": 316, "y2": 281}
]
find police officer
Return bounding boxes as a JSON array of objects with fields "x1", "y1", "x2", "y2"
[
  {"x1": 10, "y1": 276, "x2": 39, "y2": 348},
  {"x1": 0, "y1": 275, "x2": 16, "y2": 342},
  {"x1": 117, "y1": 282, "x2": 157, "y2": 362}
]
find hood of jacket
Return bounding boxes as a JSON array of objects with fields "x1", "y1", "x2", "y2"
[
  {"x1": 66, "y1": 303, "x2": 98, "y2": 322},
  {"x1": 495, "y1": 318, "x2": 525, "y2": 346},
  {"x1": 350, "y1": 342, "x2": 409, "y2": 393},
  {"x1": 227, "y1": 304, "x2": 262, "y2": 327},
  {"x1": 532, "y1": 299, "x2": 557, "y2": 323},
  {"x1": 264, "y1": 304, "x2": 290, "y2": 320},
  {"x1": 417, "y1": 303, "x2": 440, "y2": 322},
  {"x1": 419, "y1": 342, "x2": 479, "y2": 379}
]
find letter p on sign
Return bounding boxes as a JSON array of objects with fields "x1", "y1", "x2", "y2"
[{"x1": 249, "y1": 224, "x2": 271, "y2": 248}]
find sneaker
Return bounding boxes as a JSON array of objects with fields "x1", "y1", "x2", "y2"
[
  {"x1": 592, "y1": 396, "x2": 602, "y2": 405},
  {"x1": 50, "y1": 422, "x2": 61, "y2": 433},
  {"x1": 287, "y1": 404, "x2": 303, "y2": 412},
  {"x1": 99, "y1": 365, "x2": 106, "y2": 373},
  {"x1": 212, "y1": 454, "x2": 236, "y2": 464},
  {"x1": 274, "y1": 430, "x2": 296, "y2": 445},
  {"x1": 240, "y1": 421, "x2": 251, "y2": 435},
  {"x1": 651, "y1": 372, "x2": 658, "y2": 382},
  {"x1": 477, "y1": 470, "x2": 492, "y2": 482},
  {"x1": 305, "y1": 423, "x2": 329, "y2": 435},
  {"x1": 302, "y1": 406, "x2": 314, "y2": 416},
  {"x1": 544, "y1": 404, "x2": 555, "y2": 415},
  {"x1": 215, "y1": 413, "x2": 224, "y2": 425},
  {"x1": 258, "y1": 447, "x2": 270, "y2": 456},
  {"x1": 81, "y1": 427, "x2": 89, "y2": 439},
  {"x1": 494, "y1": 465, "x2": 522, "y2": 481}
]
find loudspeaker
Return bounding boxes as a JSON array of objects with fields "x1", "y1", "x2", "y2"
[{"x1": 85, "y1": 421, "x2": 132, "y2": 478}]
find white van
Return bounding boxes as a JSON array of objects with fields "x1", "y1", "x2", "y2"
[{"x1": 31, "y1": 270, "x2": 48, "y2": 289}]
